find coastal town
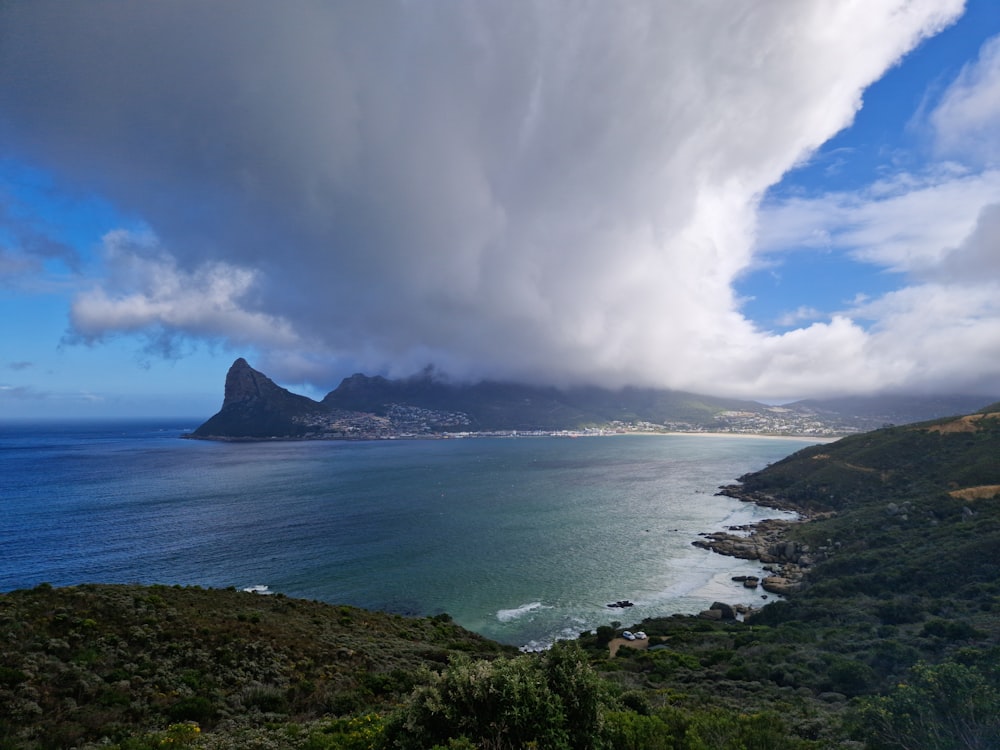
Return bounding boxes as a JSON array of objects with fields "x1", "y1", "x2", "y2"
[{"x1": 291, "y1": 403, "x2": 854, "y2": 441}]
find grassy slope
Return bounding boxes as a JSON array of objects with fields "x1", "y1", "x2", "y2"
[{"x1": 0, "y1": 584, "x2": 510, "y2": 749}]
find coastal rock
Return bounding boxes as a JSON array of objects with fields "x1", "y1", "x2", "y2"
[
  {"x1": 715, "y1": 485, "x2": 804, "y2": 514},
  {"x1": 709, "y1": 602, "x2": 736, "y2": 620},
  {"x1": 692, "y1": 513, "x2": 821, "y2": 601},
  {"x1": 692, "y1": 533, "x2": 760, "y2": 560},
  {"x1": 698, "y1": 608, "x2": 723, "y2": 620},
  {"x1": 762, "y1": 576, "x2": 802, "y2": 595}
]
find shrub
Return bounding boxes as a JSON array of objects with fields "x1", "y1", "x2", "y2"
[
  {"x1": 826, "y1": 657, "x2": 878, "y2": 696},
  {"x1": 875, "y1": 597, "x2": 924, "y2": 625},
  {"x1": 385, "y1": 641, "x2": 606, "y2": 749},
  {"x1": 595, "y1": 625, "x2": 615, "y2": 647},
  {"x1": 920, "y1": 618, "x2": 984, "y2": 641},
  {"x1": 114, "y1": 722, "x2": 201, "y2": 749},
  {"x1": 686, "y1": 710, "x2": 809, "y2": 750},
  {"x1": 854, "y1": 661, "x2": 1000, "y2": 750},
  {"x1": 167, "y1": 695, "x2": 217, "y2": 724},
  {"x1": 304, "y1": 714, "x2": 386, "y2": 750},
  {"x1": 603, "y1": 710, "x2": 680, "y2": 750},
  {"x1": 241, "y1": 683, "x2": 288, "y2": 713},
  {"x1": 0, "y1": 666, "x2": 28, "y2": 687}
]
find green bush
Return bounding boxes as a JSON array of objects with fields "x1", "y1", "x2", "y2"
[
  {"x1": 303, "y1": 714, "x2": 385, "y2": 750},
  {"x1": 603, "y1": 710, "x2": 681, "y2": 750},
  {"x1": 385, "y1": 641, "x2": 606, "y2": 750},
  {"x1": 875, "y1": 597, "x2": 924, "y2": 625},
  {"x1": 167, "y1": 695, "x2": 217, "y2": 724},
  {"x1": 595, "y1": 625, "x2": 615, "y2": 647},
  {"x1": 686, "y1": 710, "x2": 811, "y2": 750},
  {"x1": 826, "y1": 657, "x2": 877, "y2": 696},
  {"x1": 854, "y1": 661, "x2": 1000, "y2": 750},
  {"x1": 920, "y1": 618, "x2": 984, "y2": 641}
]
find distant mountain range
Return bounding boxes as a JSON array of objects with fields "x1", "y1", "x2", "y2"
[{"x1": 189, "y1": 358, "x2": 997, "y2": 440}]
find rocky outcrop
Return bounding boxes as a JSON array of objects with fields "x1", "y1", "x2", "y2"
[
  {"x1": 716, "y1": 484, "x2": 806, "y2": 514},
  {"x1": 698, "y1": 601, "x2": 740, "y2": 620},
  {"x1": 692, "y1": 513, "x2": 836, "y2": 601},
  {"x1": 761, "y1": 575, "x2": 802, "y2": 595},
  {"x1": 691, "y1": 519, "x2": 812, "y2": 564}
]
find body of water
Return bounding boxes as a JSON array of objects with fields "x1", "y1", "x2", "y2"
[{"x1": 0, "y1": 420, "x2": 819, "y2": 648}]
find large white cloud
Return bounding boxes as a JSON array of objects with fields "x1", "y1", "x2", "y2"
[
  {"x1": 1, "y1": 0, "x2": 984, "y2": 398},
  {"x1": 69, "y1": 230, "x2": 303, "y2": 353},
  {"x1": 931, "y1": 33, "x2": 1000, "y2": 165},
  {"x1": 756, "y1": 169, "x2": 1000, "y2": 273},
  {"x1": 752, "y1": 25, "x2": 1000, "y2": 399}
]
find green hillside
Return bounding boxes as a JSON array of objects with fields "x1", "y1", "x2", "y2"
[{"x1": 0, "y1": 585, "x2": 510, "y2": 749}]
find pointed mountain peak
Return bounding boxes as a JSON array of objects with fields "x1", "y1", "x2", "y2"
[
  {"x1": 222, "y1": 358, "x2": 283, "y2": 407},
  {"x1": 191, "y1": 359, "x2": 321, "y2": 439}
]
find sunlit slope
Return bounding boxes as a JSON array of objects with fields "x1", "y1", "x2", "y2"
[{"x1": 733, "y1": 407, "x2": 1000, "y2": 514}]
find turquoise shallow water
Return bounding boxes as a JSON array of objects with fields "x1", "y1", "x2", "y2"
[{"x1": 0, "y1": 420, "x2": 819, "y2": 648}]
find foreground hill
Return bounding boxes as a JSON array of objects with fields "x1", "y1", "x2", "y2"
[
  {"x1": 190, "y1": 358, "x2": 994, "y2": 439},
  {"x1": 4, "y1": 406, "x2": 1000, "y2": 748},
  {"x1": 0, "y1": 584, "x2": 510, "y2": 749}
]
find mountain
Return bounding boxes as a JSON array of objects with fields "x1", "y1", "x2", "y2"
[
  {"x1": 190, "y1": 358, "x2": 999, "y2": 439},
  {"x1": 321, "y1": 372, "x2": 768, "y2": 430},
  {"x1": 783, "y1": 393, "x2": 996, "y2": 431},
  {"x1": 190, "y1": 358, "x2": 320, "y2": 438}
]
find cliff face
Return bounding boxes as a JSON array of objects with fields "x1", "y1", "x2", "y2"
[
  {"x1": 222, "y1": 357, "x2": 293, "y2": 406},
  {"x1": 191, "y1": 359, "x2": 320, "y2": 438}
]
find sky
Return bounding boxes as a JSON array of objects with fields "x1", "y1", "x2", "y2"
[{"x1": 2, "y1": 0, "x2": 1000, "y2": 419}]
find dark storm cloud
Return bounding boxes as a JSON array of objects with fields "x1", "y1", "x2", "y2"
[{"x1": 2, "y1": 0, "x2": 982, "y2": 398}]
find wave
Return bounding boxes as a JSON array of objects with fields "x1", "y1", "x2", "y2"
[
  {"x1": 519, "y1": 622, "x2": 590, "y2": 652},
  {"x1": 718, "y1": 503, "x2": 796, "y2": 530},
  {"x1": 496, "y1": 601, "x2": 549, "y2": 622},
  {"x1": 242, "y1": 584, "x2": 274, "y2": 595}
]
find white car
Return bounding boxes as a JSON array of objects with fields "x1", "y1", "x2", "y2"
[
  {"x1": 634, "y1": 631, "x2": 647, "y2": 640},
  {"x1": 621, "y1": 630, "x2": 636, "y2": 640}
]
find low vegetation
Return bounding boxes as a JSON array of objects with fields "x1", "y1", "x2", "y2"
[
  {"x1": 0, "y1": 585, "x2": 509, "y2": 749},
  {"x1": 3, "y1": 407, "x2": 1000, "y2": 748}
]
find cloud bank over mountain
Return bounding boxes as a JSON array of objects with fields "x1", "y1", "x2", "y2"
[{"x1": 3, "y1": 0, "x2": 998, "y2": 400}]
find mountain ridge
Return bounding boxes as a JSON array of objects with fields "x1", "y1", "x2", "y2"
[{"x1": 189, "y1": 358, "x2": 997, "y2": 440}]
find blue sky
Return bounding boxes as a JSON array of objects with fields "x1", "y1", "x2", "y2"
[{"x1": 2, "y1": 1, "x2": 1000, "y2": 418}]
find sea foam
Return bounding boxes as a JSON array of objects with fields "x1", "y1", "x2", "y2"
[{"x1": 496, "y1": 601, "x2": 549, "y2": 622}]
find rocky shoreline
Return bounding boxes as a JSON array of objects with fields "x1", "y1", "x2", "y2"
[{"x1": 692, "y1": 484, "x2": 837, "y2": 605}]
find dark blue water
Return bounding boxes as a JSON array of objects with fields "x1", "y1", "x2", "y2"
[{"x1": 0, "y1": 420, "x2": 818, "y2": 647}]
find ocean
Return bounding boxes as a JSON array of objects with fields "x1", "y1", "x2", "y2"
[{"x1": 0, "y1": 420, "x2": 819, "y2": 649}]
